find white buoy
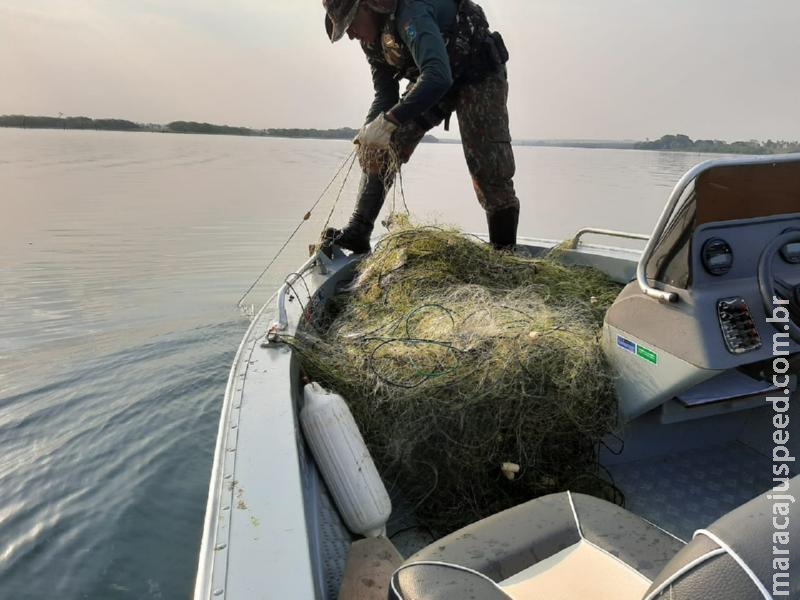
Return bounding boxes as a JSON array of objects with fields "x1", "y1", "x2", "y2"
[{"x1": 300, "y1": 382, "x2": 391, "y2": 537}]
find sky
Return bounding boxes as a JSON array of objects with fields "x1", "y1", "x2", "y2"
[{"x1": 2, "y1": 0, "x2": 799, "y2": 141}]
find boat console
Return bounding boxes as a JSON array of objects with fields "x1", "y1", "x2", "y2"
[{"x1": 603, "y1": 156, "x2": 800, "y2": 422}]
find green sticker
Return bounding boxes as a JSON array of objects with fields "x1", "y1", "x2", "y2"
[{"x1": 636, "y1": 345, "x2": 658, "y2": 364}]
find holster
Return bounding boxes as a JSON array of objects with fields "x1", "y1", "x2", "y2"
[
  {"x1": 414, "y1": 90, "x2": 458, "y2": 132},
  {"x1": 486, "y1": 31, "x2": 509, "y2": 67}
]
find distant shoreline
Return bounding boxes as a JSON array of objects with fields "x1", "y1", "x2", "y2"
[
  {"x1": 2, "y1": 115, "x2": 798, "y2": 155},
  {"x1": 0, "y1": 115, "x2": 439, "y2": 144}
]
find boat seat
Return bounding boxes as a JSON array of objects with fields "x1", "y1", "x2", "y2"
[
  {"x1": 390, "y1": 562, "x2": 512, "y2": 600},
  {"x1": 390, "y1": 477, "x2": 799, "y2": 599},
  {"x1": 643, "y1": 475, "x2": 799, "y2": 599}
]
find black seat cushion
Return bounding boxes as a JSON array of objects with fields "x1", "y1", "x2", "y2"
[
  {"x1": 703, "y1": 474, "x2": 799, "y2": 597},
  {"x1": 645, "y1": 475, "x2": 799, "y2": 599},
  {"x1": 389, "y1": 562, "x2": 511, "y2": 600}
]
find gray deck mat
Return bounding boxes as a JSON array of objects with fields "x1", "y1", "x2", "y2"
[{"x1": 608, "y1": 441, "x2": 775, "y2": 542}]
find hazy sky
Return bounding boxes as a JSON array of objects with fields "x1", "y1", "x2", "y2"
[{"x1": 3, "y1": 0, "x2": 799, "y2": 141}]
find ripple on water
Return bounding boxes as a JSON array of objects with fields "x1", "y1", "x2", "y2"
[{"x1": 0, "y1": 322, "x2": 242, "y2": 599}]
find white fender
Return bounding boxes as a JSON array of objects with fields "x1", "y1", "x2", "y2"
[{"x1": 301, "y1": 382, "x2": 391, "y2": 537}]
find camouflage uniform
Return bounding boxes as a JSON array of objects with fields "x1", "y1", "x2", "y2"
[
  {"x1": 323, "y1": 0, "x2": 519, "y2": 251},
  {"x1": 391, "y1": 69, "x2": 518, "y2": 216}
]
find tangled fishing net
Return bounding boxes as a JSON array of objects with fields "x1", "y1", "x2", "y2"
[{"x1": 290, "y1": 217, "x2": 622, "y2": 533}]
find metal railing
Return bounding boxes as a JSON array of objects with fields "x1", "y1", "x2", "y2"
[
  {"x1": 636, "y1": 153, "x2": 800, "y2": 304},
  {"x1": 570, "y1": 228, "x2": 649, "y2": 249},
  {"x1": 275, "y1": 254, "x2": 320, "y2": 330}
]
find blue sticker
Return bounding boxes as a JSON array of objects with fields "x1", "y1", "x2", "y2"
[
  {"x1": 617, "y1": 335, "x2": 636, "y2": 353},
  {"x1": 404, "y1": 21, "x2": 417, "y2": 42}
]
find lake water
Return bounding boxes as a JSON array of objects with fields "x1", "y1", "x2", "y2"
[{"x1": 0, "y1": 128, "x2": 706, "y2": 599}]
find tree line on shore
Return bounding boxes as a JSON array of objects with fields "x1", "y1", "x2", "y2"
[
  {"x1": 2, "y1": 116, "x2": 798, "y2": 154},
  {"x1": 635, "y1": 134, "x2": 800, "y2": 155},
  {"x1": 0, "y1": 115, "x2": 362, "y2": 141},
  {"x1": 0, "y1": 114, "x2": 143, "y2": 131}
]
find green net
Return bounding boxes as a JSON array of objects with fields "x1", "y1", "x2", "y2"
[{"x1": 288, "y1": 217, "x2": 622, "y2": 533}]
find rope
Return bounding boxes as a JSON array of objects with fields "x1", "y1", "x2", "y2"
[
  {"x1": 320, "y1": 151, "x2": 359, "y2": 234},
  {"x1": 398, "y1": 165, "x2": 410, "y2": 214},
  {"x1": 235, "y1": 148, "x2": 357, "y2": 308},
  {"x1": 390, "y1": 170, "x2": 398, "y2": 214}
]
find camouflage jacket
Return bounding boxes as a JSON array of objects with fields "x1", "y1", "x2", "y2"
[{"x1": 362, "y1": 0, "x2": 497, "y2": 126}]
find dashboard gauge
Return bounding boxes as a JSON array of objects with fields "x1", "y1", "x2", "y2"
[{"x1": 702, "y1": 238, "x2": 733, "y2": 276}]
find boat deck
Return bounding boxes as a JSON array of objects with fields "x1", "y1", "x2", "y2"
[
  {"x1": 609, "y1": 396, "x2": 798, "y2": 541},
  {"x1": 612, "y1": 440, "x2": 778, "y2": 541}
]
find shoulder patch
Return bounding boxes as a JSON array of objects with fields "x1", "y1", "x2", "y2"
[{"x1": 403, "y1": 20, "x2": 417, "y2": 43}]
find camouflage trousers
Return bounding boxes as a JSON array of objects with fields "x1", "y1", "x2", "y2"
[{"x1": 391, "y1": 70, "x2": 520, "y2": 216}]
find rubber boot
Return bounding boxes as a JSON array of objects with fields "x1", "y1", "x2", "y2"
[
  {"x1": 323, "y1": 171, "x2": 390, "y2": 254},
  {"x1": 487, "y1": 206, "x2": 519, "y2": 251}
]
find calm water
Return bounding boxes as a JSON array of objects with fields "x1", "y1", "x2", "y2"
[{"x1": 0, "y1": 128, "x2": 705, "y2": 599}]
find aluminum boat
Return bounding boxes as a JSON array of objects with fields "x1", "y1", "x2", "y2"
[{"x1": 195, "y1": 154, "x2": 800, "y2": 600}]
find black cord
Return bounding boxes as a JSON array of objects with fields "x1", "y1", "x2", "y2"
[
  {"x1": 367, "y1": 338, "x2": 462, "y2": 389},
  {"x1": 284, "y1": 271, "x2": 312, "y2": 302}
]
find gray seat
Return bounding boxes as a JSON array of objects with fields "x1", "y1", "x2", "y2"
[
  {"x1": 390, "y1": 562, "x2": 511, "y2": 600},
  {"x1": 645, "y1": 475, "x2": 799, "y2": 599},
  {"x1": 390, "y1": 475, "x2": 799, "y2": 599}
]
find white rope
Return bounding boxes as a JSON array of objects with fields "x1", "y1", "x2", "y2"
[{"x1": 235, "y1": 148, "x2": 357, "y2": 307}]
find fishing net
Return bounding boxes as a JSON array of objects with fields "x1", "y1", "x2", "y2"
[{"x1": 288, "y1": 216, "x2": 622, "y2": 533}]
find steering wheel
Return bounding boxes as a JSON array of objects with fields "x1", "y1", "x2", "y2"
[{"x1": 758, "y1": 230, "x2": 800, "y2": 344}]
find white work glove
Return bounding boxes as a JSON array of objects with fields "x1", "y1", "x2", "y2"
[{"x1": 354, "y1": 113, "x2": 398, "y2": 150}]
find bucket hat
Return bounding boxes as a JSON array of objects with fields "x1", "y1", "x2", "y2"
[{"x1": 323, "y1": 0, "x2": 360, "y2": 43}]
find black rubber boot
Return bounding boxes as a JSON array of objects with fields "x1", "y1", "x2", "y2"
[
  {"x1": 487, "y1": 206, "x2": 519, "y2": 251},
  {"x1": 323, "y1": 171, "x2": 390, "y2": 254}
]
